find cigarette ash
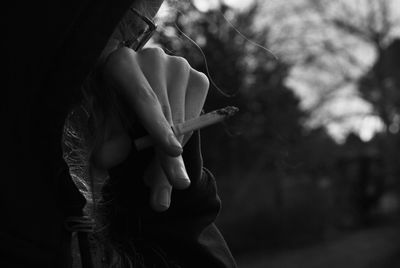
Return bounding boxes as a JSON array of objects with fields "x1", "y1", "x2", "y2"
[{"x1": 216, "y1": 106, "x2": 239, "y2": 117}]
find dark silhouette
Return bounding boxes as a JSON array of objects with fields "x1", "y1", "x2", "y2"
[{"x1": 3, "y1": 1, "x2": 131, "y2": 266}]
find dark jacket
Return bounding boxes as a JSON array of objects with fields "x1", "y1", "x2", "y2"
[{"x1": 100, "y1": 131, "x2": 236, "y2": 267}]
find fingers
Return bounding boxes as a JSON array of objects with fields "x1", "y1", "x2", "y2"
[
  {"x1": 104, "y1": 47, "x2": 182, "y2": 156},
  {"x1": 135, "y1": 47, "x2": 209, "y2": 138},
  {"x1": 166, "y1": 56, "x2": 190, "y2": 132},
  {"x1": 105, "y1": 47, "x2": 208, "y2": 212},
  {"x1": 185, "y1": 69, "x2": 209, "y2": 120},
  {"x1": 136, "y1": 48, "x2": 191, "y2": 190},
  {"x1": 137, "y1": 49, "x2": 190, "y2": 131},
  {"x1": 144, "y1": 158, "x2": 172, "y2": 212},
  {"x1": 136, "y1": 47, "x2": 173, "y2": 128},
  {"x1": 181, "y1": 69, "x2": 210, "y2": 145},
  {"x1": 143, "y1": 154, "x2": 190, "y2": 212},
  {"x1": 157, "y1": 152, "x2": 190, "y2": 189}
]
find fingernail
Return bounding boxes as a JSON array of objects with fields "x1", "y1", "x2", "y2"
[
  {"x1": 174, "y1": 166, "x2": 191, "y2": 189},
  {"x1": 157, "y1": 188, "x2": 170, "y2": 208},
  {"x1": 168, "y1": 134, "x2": 183, "y2": 155}
]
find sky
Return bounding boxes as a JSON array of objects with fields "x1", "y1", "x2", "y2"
[
  {"x1": 192, "y1": 0, "x2": 255, "y2": 11},
  {"x1": 160, "y1": 0, "x2": 400, "y2": 143},
  {"x1": 276, "y1": 0, "x2": 400, "y2": 142}
]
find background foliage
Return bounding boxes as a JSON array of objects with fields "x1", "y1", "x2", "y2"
[{"x1": 154, "y1": 0, "x2": 400, "y2": 257}]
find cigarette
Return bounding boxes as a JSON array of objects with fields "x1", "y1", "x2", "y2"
[{"x1": 134, "y1": 106, "x2": 239, "y2": 151}]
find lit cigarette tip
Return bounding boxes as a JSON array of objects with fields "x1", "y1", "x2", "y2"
[{"x1": 216, "y1": 106, "x2": 239, "y2": 117}]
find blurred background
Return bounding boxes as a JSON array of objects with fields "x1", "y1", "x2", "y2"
[{"x1": 153, "y1": 0, "x2": 400, "y2": 267}]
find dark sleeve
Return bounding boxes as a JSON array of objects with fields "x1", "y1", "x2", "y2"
[
  {"x1": 158, "y1": 168, "x2": 238, "y2": 268},
  {"x1": 106, "y1": 131, "x2": 237, "y2": 268},
  {"x1": 150, "y1": 132, "x2": 237, "y2": 268}
]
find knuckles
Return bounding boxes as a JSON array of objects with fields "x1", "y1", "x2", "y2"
[
  {"x1": 167, "y1": 56, "x2": 191, "y2": 82},
  {"x1": 137, "y1": 46, "x2": 166, "y2": 61},
  {"x1": 168, "y1": 56, "x2": 190, "y2": 70},
  {"x1": 190, "y1": 70, "x2": 210, "y2": 94},
  {"x1": 121, "y1": 45, "x2": 209, "y2": 95}
]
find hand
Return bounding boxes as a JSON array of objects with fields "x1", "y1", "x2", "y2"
[{"x1": 104, "y1": 46, "x2": 209, "y2": 211}]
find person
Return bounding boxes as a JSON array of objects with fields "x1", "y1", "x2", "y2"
[
  {"x1": 3, "y1": 0, "x2": 236, "y2": 266},
  {"x1": 62, "y1": 0, "x2": 237, "y2": 267}
]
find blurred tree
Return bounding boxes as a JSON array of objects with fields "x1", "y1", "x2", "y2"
[
  {"x1": 155, "y1": 1, "x2": 307, "y2": 176},
  {"x1": 312, "y1": 0, "x2": 400, "y2": 216},
  {"x1": 361, "y1": 39, "x2": 400, "y2": 125},
  {"x1": 334, "y1": 133, "x2": 385, "y2": 226},
  {"x1": 255, "y1": 0, "x2": 400, "y2": 219},
  {"x1": 308, "y1": 0, "x2": 400, "y2": 129},
  {"x1": 154, "y1": 1, "x2": 344, "y2": 253},
  {"x1": 359, "y1": 39, "x2": 400, "y2": 193},
  {"x1": 257, "y1": 0, "x2": 400, "y2": 127}
]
